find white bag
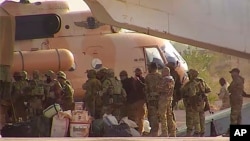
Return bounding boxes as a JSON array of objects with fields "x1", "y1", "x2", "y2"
[
  {"x1": 43, "y1": 103, "x2": 62, "y2": 118},
  {"x1": 103, "y1": 114, "x2": 118, "y2": 126},
  {"x1": 50, "y1": 114, "x2": 69, "y2": 137},
  {"x1": 119, "y1": 117, "x2": 138, "y2": 128}
]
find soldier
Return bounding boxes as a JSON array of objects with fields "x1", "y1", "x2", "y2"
[
  {"x1": 101, "y1": 68, "x2": 126, "y2": 121},
  {"x1": 218, "y1": 77, "x2": 230, "y2": 110},
  {"x1": 43, "y1": 70, "x2": 62, "y2": 108},
  {"x1": 11, "y1": 71, "x2": 29, "y2": 122},
  {"x1": 28, "y1": 70, "x2": 45, "y2": 116},
  {"x1": 145, "y1": 62, "x2": 161, "y2": 136},
  {"x1": 167, "y1": 62, "x2": 182, "y2": 110},
  {"x1": 157, "y1": 67, "x2": 176, "y2": 137},
  {"x1": 96, "y1": 67, "x2": 108, "y2": 83},
  {"x1": 119, "y1": 70, "x2": 134, "y2": 117},
  {"x1": 182, "y1": 69, "x2": 211, "y2": 137},
  {"x1": 57, "y1": 71, "x2": 74, "y2": 111},
  {"x1": 120, "y1": 68, "x2": 146, "y2": 135},
  {"x1": 82, "y1": 69, "x2": 102, "y2": 118},
  {"x1": 21, "y1": 70, "x2": 29, "y2": 82},
  {"x1": 224, "y1": 68, "x2": 244, "y2": 136}
]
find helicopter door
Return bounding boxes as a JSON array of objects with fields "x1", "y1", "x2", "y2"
[{"x1": 144, "y1": 47, "x2": 166, "y2": 70}]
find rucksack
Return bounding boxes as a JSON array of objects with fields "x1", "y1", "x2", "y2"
[
  {"x1": 105, "y1": 78, "x2": 126, "y2": 105},
  {"x1": 103, "y1": 123, "x2": 132, "y2": 137}
]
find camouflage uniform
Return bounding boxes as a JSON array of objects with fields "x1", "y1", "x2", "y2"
[
  {"x1": 57, "y1": 71, "x2": 74, "y2": 111},
  {"x1": 182, "y1": 69, "x2": 211, "y2": 137},
  {"x1": 218, "y1": 78, "x2": 230, "y2": 110},
  {"x1": 157, "y1": 67, "x2": 176, "y2": 137},
  {"x1": 228, "y1": 68, "x2": 244, "y2": 125},
  {"x1": 97, "y1": 67, "x2": 108, "y2": 83},
  {"x1": 194, "y1": 77, "x2": 211, "y2": 136},
  {"x1": 82, "y1": 69, "x2": 102, "y2": 118},
  {"x1": 145, "y1": 62, "x2": 161, "y2": 136},
  {"x1": 28, "y1": 70, "x2": 45, "y2": 116},
  {"x1": 101, "y1": 68, "x2": 127, "y2": 121},
  {"x1": 11, "y1": 71, "x2": 29, "y2": 122},
  {"x1": 43, "y1": 70, "x2": 62, "y2": 108}
]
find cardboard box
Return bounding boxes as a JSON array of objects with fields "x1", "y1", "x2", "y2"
[
  {"x1": 71, "y1": 110, "x2": 90, "y2": 123},
  {"x1": 74, "y1": 102, "x2": 84, "y2": 110},
  {"x1": 70, "y1": 122, "x2": 90, "y2": 137}
]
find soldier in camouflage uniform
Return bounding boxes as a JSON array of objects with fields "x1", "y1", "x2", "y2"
[
  {"x1": 182, "y1": 69, "x2": 211, "y2": 137},
  {"x1": 28, "y1": 70, "x2": 45, "y2": 116},
  {"x1": 101, "y1": 68, "x2": 127, "y2": 121},
  {"x1": 223, "y1": 68, "x2": 244, "y2": 136},
  {"x1": 11, "y1": 71, "x2": 29, "y2": 122},
  {"x1": 82, "y1": 69, "x2": 102, "y2": 118},
  {"x1": 57, "y1": 71, "x2": 74, "y2": 111},
  {"x1": 43, "y1": 70, "x2": 62, "y2": 108},
  {"x1": 157, "y1": 67, "x2": 176, "y2": 137},
  {"x1": 96, "y1": 67, "x2": 108, "y2": 83},
  {"x1": 145, "y1": 62, "x2": 161, "y2": 136}
]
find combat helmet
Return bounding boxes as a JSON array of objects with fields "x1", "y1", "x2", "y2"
[
  {"x1": 107, "y1": 68, "x2": 115, "y2": 77},
  {"x1": 57, "y1": 71, "x2": 67, "y2": 80},
  {"x1": 187, "y1": 69, "x2": 199, "y2": 79},
  {"x1": 98, "y1": 67, "x2": 108, "y2": 74},
  {"x1": 45, "y1": 70, "x2": 55, "y2": 78},
  {"x1": 87, "y1": 69, "x2": 96, "y2": 78},
  {"x1": 21, "y1": 70, "x2": 28, "y2": 80}
]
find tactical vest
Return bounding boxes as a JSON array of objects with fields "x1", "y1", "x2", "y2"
[
  {"x1": 182, "y1": 80, "x2": 198, "y2": 98},
  {"x1": 145, "y1": 73, "x2": 161, "y2": 100},
  {"x1": 61, "y1": 82, "x2": 74, "y2": 101},
  {"x1": 30, "y1": 79, "x2": 44, "y2": 96},
  {"x1": 104, "y1": 78, "x2": 125, "y2": 105}
]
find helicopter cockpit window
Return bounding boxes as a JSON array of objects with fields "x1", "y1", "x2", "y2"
[
  {"x1": 15, "y1": 14, "x2": 61, "y2": 40},
  {"x1": 144, "y1": 47, "x2": 165, "y2": 69}
]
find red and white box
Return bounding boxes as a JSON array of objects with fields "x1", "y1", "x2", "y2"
[
  {"x1": 70, "y1": 122, "x2": 90, "y2": 137},
  {"x1": 71, "y1": 110, "x2": 90, "y2": 123}
]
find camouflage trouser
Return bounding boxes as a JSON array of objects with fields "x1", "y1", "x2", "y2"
[
  {"x1": 147, "y1": 101, "x2": 159, "y2": 136},
  {"x1": 85, "y1": 100, "x2": 95, "y2": 117},
  {"x1": 230, "y1": 97, "x2": 243, "y2": 125},
  {"x1": 183, "y1": 99, "x2": 200, "y2": 136},
  {"x1": 127, "y1": 100, "x2": 146, "y2": 134},
  {"x1": 158, "y1": 99, "x2": 176, "y2": 137},
  {"x1": 199, "y1": 111, "x2": 205, "y2": 134}
]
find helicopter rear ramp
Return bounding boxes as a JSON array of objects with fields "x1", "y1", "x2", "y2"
[{"x1": 84, "y1": 0, "x2": 250, "y2": 59}]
